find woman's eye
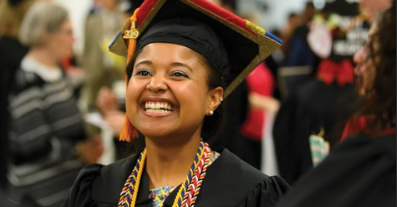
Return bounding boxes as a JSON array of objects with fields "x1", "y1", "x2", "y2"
[
  {"x1": 135, "y1": 70, "x2": 151, "y2": 76},
  {"x1": 171, "y1": 71, "x2": 188, "y2": 78}
]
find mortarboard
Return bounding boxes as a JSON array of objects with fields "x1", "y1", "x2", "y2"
[{"x1": 109, "y1": 0, "x2": 282, "y2": 141}]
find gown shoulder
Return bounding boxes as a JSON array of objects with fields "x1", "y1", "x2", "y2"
[
  {"x1": 63, "y1": 150, "x2": 289, "y2": 207},
  {"x1": 275, "y1": 133, "x2": 396, "y2": 207},
  {"x1": 196, "y1": 149, "x2": 290, "y2": 207},
  {"x1": 62, "y1": 164, "x2": 103, "y2": 207},
  {"x1": 62, "y1": 155, "x2": 137, "y2": 207}
]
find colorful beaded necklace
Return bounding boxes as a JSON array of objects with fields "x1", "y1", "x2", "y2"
[{"x1": 118, "y1": 140, "x2": 211, "y2": 207}]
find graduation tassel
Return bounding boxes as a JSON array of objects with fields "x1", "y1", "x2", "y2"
[
  {"x1": 119, "y1": 8, "x2": 140, "y2": 142},
  {"x1": 309, "y1": 128, "x2": 330, "y2": 166},
  {"x1": 119, "y1": 117, "x2": 138, "y2": 142}
]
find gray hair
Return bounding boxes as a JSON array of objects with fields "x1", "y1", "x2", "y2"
[{"x1": 19, "y1": 1, "x2": 69, "y2": 46}]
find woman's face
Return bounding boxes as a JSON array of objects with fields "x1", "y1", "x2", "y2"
[
  {"x1": 46, "y1": 18, "x2": 74, "y2": 60},
  {"x1": 353, "y1": 23, "x2": 378, "y2": 96},
  {"x1": 359, "y1": 0, "x2": 391, "y2": 21},
  {"x1": 97, "y1": 0, "x2": 118, "y2": 10},
  {"x1": 126, "y1": 43, "x2": 223, "y2": 140}
]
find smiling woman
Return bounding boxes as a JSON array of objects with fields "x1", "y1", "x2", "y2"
[
  {"x1": 128, "y1": 41, "x2": 225, "y2": 141},
  {"x1": 127, "y1": 42, "x2": 222, "y2": 143},
  {"x1": 63, "y1": 0, "x2": 289, "y2": 207}
]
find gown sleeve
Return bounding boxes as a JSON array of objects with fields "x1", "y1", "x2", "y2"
[
  {"x1": 275, "y1": 133, "x2": 396, "y2": 207},
  {"x1": 62, "y1": 164, "x2": 103, "y2": 207},
  {"x1": 272, "y1": 94, "x2": 302, "y2": 184},
  {"x1": 239, "y1": 175, "x2": 290, "y2": 207}
]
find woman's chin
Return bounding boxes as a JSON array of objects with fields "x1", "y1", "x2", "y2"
[{"x1": 139, "y1": 128, "x2": 173, "y2": 140}]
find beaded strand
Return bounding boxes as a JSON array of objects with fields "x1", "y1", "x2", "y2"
[
  {"x1": 180, "y1": 143, "x2": 210, "y2": 207},
  {"x1": 172, "y1": 142, "x2": 205, "y2": 207},
  {"x1": 118, "y1": 149, "x2": 147, "y2": 207},
  {"x1": 118, "y1": 140, "x2": 211, "y2": 207}
]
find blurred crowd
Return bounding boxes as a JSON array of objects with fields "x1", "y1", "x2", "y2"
[{"x1": 0, "y1": 0, "x2": 395, "y2": 206}]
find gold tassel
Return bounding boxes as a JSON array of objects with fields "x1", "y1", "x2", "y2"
[{"x1": 119, "y1": 8, "x2": 140, "y2": 142}]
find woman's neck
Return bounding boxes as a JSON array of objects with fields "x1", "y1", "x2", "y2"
[
  {"x1": 145, "y1": 135, "x2": 202, "y2": 189},
  {"x1": 28, "y1": 47, "x2": 59, "y2": 68}
]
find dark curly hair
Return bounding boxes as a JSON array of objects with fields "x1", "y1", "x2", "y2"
[{"x1": 353, "y1": 0, "x2": 396, "y2": 132}]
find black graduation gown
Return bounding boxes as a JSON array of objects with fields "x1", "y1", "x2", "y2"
[
  {"x1": 63, "y1": 149, "x2": 289, "y2": 207},
  {"x1": 275, "y1": 132, "x2": 396, "y2": 207},
  {"x1": 273, "y1": 79, "x2": 355, "y2": 185}
]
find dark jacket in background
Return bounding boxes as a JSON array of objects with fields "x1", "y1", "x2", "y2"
[
  {"x1": 273, "y1": 80, "x2": 355, "y2": 185},
  {"x1": 275, "y1": 132, "x2": 396, "y2": 207},
  {"x1": 0, "y1": 36, "x2": 29, "y2": 188}
]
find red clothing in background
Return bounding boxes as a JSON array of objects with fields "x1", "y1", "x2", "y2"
[
  {"x1": 240, "y1": 62, "x2": 274, "y2": 141},
  {"x1": 341, "y1": 117, "x2": 396, "y2": 140}
]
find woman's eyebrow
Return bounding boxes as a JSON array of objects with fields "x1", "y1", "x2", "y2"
[
  {"x1": 135, "y1": 60, "x2": 193, "y2": 72},
  {"x1": 135, "y1": 60, "x2": 152, "y2": 67},
  {"x1": 170, "y1": 62, "x2": 193, "y2": 72}
]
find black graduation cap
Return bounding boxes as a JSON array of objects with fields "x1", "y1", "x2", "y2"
[
  {"x1": 109, "y1": 0, "x2": 282, "y2": 141},
  {"x1": 110, "y1": 0, "x2": 282, "y2": 98}
]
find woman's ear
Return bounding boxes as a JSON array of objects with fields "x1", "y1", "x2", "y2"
[
  {"x1": 37, "y1": 30, "x2": 49, "y2": 46},
  {"x1": 207, "y1": 86, "x2": 224, "y2": 113}
]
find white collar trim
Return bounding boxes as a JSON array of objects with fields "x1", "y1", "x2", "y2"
[{"x1": 21, "y1": 56, "x2": 62, "y2": 82}]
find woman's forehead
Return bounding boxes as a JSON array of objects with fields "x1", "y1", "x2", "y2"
[
  {"x1": 136, "y1": 43, "x2": 204, "y2": 64},
  {"x1": 140, "y1": 43, "x2": 193, "y2": 54}
]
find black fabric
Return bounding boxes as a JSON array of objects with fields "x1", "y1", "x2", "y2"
[
  {"x1": 63, "y1": 149, "x2": 289, "y2": 207},
  {"x1": 282, "y1": 25, "x2": 318, "y2": 69},
  {"x1": 131, "y1": 0, "x2": 258, "y2": 88},
  {"x1": 276, "y1": 132, "x2": 396, "y2": 207},
  {"x1": 238, "y1": 136, "x2": 261, "y2": 170},
  {"x1": 0, "y1": 36, "x2": 29, "y2": 188},
  {"x1": 137, "y1": 18, "x2": 230, "y2": 79},
  {"x1": 8, "y1": 0, "x2": 26, "y2": 6},
  {"x1": 6, "y1": 63, "x2": 87, "y2": 207},
  {"x1": 211, "y1": 80, "x2": 249, "y2": 153},
  {"x1": 273, "y1": 79, "x2": 356, "y2": 185},
  {"x1": 0, "y1": 189, "x2": 39, "y2": 207},
  {"x1": 126, "y1": 0, "x2": 144, "y2": 15},
  {"x1": 321, "y1": 0, "x2": 368, "y2": 63},
  {"x1": 322, "y1": 0, "x2": 357, "y2": 16},
  {"x1": 264, "y1": 55, "x2": 282, "y2": 99}
]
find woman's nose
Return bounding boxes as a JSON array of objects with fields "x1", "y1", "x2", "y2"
[
  {"x1": 146, "y1": 74, "x2": 168, "y2": 92},
  {"x1": 353, "y1": 46, "x2": 365, "y2": 65}
]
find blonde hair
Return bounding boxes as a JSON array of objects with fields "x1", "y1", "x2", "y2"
[
  {"x1": 19, "y1": 1, "x2": 69, "y2": 46},
  {"x1": 0, "y1": 0, "x2": 36, "y2": 39}
]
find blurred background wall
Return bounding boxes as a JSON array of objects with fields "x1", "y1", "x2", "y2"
[{"x1": 54, "y1": 0, "x2": 360, "y2": 56}]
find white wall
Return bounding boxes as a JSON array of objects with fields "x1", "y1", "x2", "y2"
[
  {"x1": 54, "y1": 0, "x2": 94, "y2": 55},
  {"x1": 239, "y1": 0, "x2": 360, "y2": 32},
  {"x1": 238, "y1": 0, "x2": 308, "y2": 32},
  {"x1": 54, "y1": 0, "x2": 361, "y2": 55}
]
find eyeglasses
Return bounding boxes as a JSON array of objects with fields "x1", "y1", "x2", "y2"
[{"x1": 57, "y1": 29, "x2": 74, "y2": 37}]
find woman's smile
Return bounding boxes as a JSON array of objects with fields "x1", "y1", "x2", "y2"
[
  {"x1": 142, "y1": 100, "x2": 175, "y2": 116},
  {"x1": 126, "y1": 42, "x2": 217, "y2": 139}
]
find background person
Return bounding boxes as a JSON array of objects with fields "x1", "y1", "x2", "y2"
[
  {"x1": 6, "y1": 2, "x2": 103, "y2": 206},
  {"x1": 275, "y1": 1, "x2": 396, "y2": 206}
]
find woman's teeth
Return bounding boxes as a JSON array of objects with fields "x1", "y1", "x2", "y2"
[{"x1": 145, "y1": 102, "x2": 174, "y2": 114}]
